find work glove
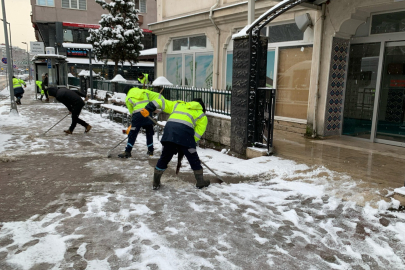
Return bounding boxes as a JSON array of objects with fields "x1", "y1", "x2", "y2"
[{"x1": 140, "y1": 108, "x2": 150, "y2": 117}]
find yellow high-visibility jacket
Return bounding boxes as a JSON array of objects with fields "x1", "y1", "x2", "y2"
[
  {"x1": 13, "y1": 78, "x2": 26, "y2": 89},
  {"x1": 36, "y1": 81, "x2": 44, "y2": 95},
  {"x1": 137, "y1": 73, "x2": 149, "y2": 85},
  {"x1": 125, "y1": 87, "x2": 162, "y2": 115},
  {"x1": 151, "y1": 99, "x2": 207, "y2": 144}
]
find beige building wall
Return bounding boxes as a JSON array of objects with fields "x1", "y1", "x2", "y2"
[
  {"x1": 32, "y1": 0, "x2": 156, "y2": 28},
  {"x1": 31, "y1": 0, "x2": 106, "y2": 24}
]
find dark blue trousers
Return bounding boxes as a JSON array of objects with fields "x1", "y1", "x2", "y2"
[
  {"x1": 125, "y1": 125, "x2": 154, "y2": 153},
  {"x1": 156, "y1": 141, "x2": 202, "y2": 171}
]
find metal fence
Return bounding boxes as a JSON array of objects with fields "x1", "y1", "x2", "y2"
[
  {"x1": 68, "y1": 78, "x2": 232, "y2": 116},
  {"x1": 161, "y1": 86, "x2": 231, "y2": 116}
]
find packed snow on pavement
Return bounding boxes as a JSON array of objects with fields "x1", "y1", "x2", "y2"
[{"x1": 0, "y1": 85, "x2": 405, "y2": 269}]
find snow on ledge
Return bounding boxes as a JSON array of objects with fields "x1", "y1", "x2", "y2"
[
  {"x1": 111, "y1": 74, "x2": 127, "y2": 82},
  {"x1": 62, "y1": 43, "x2": 93, "y2": 49},
  {"x1": 206, "y1": 111, "x2": 231, "y2": 120},
  {"x1": 68, "y1": 73, "x2": 75, "y2": 78}
]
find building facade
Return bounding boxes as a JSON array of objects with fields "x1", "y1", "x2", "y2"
[
  {"x1": 149, "y1": 0, "x2": 405, "y2": 148},
  {"x1": 31, "y1": 0, "x2": 157, "y2": 79}
]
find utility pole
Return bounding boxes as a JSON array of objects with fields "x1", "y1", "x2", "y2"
[
  {"x1": 89, "y1": 49, "x2": 94, "y2": 99},
  {"x1": 1, "y1": 0, "x2": 18, "y2": 113},
  {"x1": 22, "y1": 42, "x2": 31, "y2": 83}
]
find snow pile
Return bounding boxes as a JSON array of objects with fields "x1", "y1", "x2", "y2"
[
  {"x1": 152, "y1": 76, "x2": 173, "y2": 86},
  {"x1": 111, "y1": 74, "x2": 127, "y2": 82},
  {"x1": 78, "y1": 70, "x2": 98, "y2": 77},
  {"x1": 394, "y1": 186, "x2": 405, "y2": 196}
]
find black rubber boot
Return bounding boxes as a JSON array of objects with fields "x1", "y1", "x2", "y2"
[
  {"x1": 118, "y1": 151, "x2": 132, "y2": 158},
  {"x1": 147, "y1": 150, "x2": 153, "y2": 156},
  {"x1": 194, "y1": 169, "x2": 210, "y2": 189},
  {"x1": 153, "y1": 168, "x2": 164, "y2": 190}
]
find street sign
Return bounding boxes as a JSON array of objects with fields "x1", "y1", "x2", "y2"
[
  {"x1": 47, "y1": 59, "x2": 52, "y2": 68},
  {"x1": 1, "y1": 58, "x2": 6, "y2": 64},
  {"x1": 13, "y1": 65, "x2": 16, "y2": 68},
  {"x1": 30, "y1": 42, "x2": 45, "y2": 55}
]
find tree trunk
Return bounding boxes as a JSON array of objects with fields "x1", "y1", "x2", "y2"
[{"x1": 114, "y1": 61, "x2": 119, "y2": 77}]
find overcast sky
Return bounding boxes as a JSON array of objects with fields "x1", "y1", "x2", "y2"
[{"x1": 0, "y1": 0, "x2": 36, "y2": 51}]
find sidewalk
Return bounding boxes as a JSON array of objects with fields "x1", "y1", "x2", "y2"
[{"x1": 0, "y1": 85, "x2": 405, "y2": 270}]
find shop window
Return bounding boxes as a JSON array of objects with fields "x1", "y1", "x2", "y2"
[
  {"x1": 62, "y1": 0, "x2": 87, "y2": 10},
  {"x1": 225, "y1": 50, "x2": 275, "y2": 91},
  {"x1": 190, "y1": 36, "x2": 206, "y2": 50},
  {"x1": 36, "y1": 0, "x2": 54, "y2": 6},
  {"x1": 371, "y1": 11, "x2": 405, "y2": 35},
  {"x1": 166, "y1": 55, "x2": 183, "y2": 86},
  {"x1": 173, "y1": 36, "x2": 206, "y2": 51},
  {"x1": 63, "y1": 29, "x2": 73, "y2": 42},
  {"x1": 135, "y1": 0, "x2": 147, "y2": 13},
  {"x1": 173, "y1": 38, "x2": 188, "y2": 51},
  {"x1": 266, "y1": 23, "x2": 303, "y2": 43},
  {"x1": 276, "y1": 46, "x2": 313, "y2": 119},
  {"x1": 195, "y1": 53, "x2": 213, "y2": 88},
  {"x1": 63, "y1": 28, "x2": 90, "y2": 43}
]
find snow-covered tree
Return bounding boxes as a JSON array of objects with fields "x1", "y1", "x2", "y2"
[{"x1": 87, "y1": 0, "x2": 144, "y2": 76}]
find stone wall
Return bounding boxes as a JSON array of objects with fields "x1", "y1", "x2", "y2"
[{"x1": 159, "y1": 113, "x2": 232, "y2": 147}]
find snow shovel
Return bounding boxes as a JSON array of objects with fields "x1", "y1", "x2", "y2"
[
  {"x1": 107, "y1": 136, "x2": 128, "y2": 158},
  {"x1": 42, "y1": 113, "x2": 70, "y2": 135},
  {"x1": 176, "y1": 150, "x2": 224, "y2": 183},
  {"x1": 201, "y1": 160, "x2": 224, "y2": 183}
]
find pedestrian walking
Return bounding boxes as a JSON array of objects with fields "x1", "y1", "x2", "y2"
[
  {"x1": 36, "y1": 80, "x2": 44, "y2": 99},
  {"x1": 12, "y1": 76, "x2": 26, "y2": 105},
  {"x1": 141, "y1": 97, "x2": 210, "y2": 190},
  {"x1": 118, "y1": 85, "x2": 164, "y2": 158},
  {"x1": 41, "y1": 73, "x2": 49, "y2": 102},
  {"x1": 47, "y1": 87, "x2": 92, "y2": 134}
]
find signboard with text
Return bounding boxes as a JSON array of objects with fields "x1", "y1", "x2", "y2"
[
  {"x1": 66, "y1": 49, "x2": 88, "y2": 58},
  {"x1": 30, "y1": 42, "x2": 45, "y2": 54}
]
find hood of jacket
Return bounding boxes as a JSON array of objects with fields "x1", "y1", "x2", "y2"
[{"x1": 47, "y1": 87, "x2": 58, "y2": 97}]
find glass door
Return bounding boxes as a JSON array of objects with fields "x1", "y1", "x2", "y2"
[
  {"x1": 375, "y1": 42, "x2": 405, "y2": 145},
  {"x1": 342, "y1": 43, "x2": 381, "y2": 139}
]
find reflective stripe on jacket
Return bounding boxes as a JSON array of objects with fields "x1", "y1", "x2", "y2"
[
  {"x1": 125, "y1": 87, "x2": 161, "y2": 115},
  {"x1": 153, "y1": 99, "x2": 208, "y2": 142},
  {"x1": 13, "y1": 78, "x2": 26, "y2": 89},
  {"x1": 137, "y1": 73, "x2": 149, "y2": 85}
]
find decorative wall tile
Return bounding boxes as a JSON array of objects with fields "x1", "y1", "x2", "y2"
[{"x1": 324, "y1": 38, "x2": 349, "y2": 136}]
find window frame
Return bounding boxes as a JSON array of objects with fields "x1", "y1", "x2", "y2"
[
  {"x1": 135, "y1": 0, "x2": 147, "y2": 13},
  {"x1": 61, "y1": 0, "x2": 87, "y2": 11},
  {"x1": 36, "y1": 0, "x2": 55, "y2": 7},
  {"x1": 172, "y1": 35, "x2": 208, "y2": 52},
  {"x1": 369, "y1": 9, "x2": 405, "y2": 36}
]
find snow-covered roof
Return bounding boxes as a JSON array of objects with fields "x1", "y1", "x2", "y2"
[
  {"x1": 62, "y1": 43, "x2": 93, "y2": 49},
  {"x1": 152, "y1": 76, "x2": 173, "y2": 86},
  {"x1": 140, "y1": 48, "x2": 157, "y2": 56},
  {"x1": 66, "y1": 57, "x2": 154, "y2": 67},
  {"x1": 111, "y1": 74, "x2": 127, "y2": 82},
  {"x1": 78, "y1": 70, "x2": 98, "y2": 77},
  {"x1": 32, "y1": 54, "x2": 67, "y2": 61}
]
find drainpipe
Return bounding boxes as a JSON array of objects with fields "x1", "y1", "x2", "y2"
[
  {"x1": 209, "y1": 0, "x2": 220, "y2": 89},
  {"x1": 313, "y1": 3, "x2": 326, "y2": 138}
]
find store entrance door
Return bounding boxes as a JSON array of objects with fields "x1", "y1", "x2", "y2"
[{"x1": 375, "y1": 42, "x2": 405, "y2": 146}]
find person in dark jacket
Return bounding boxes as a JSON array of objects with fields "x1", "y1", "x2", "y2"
[
  {"x1": 47, "y1": 87, "x2": 92, "y2": 134},
  {"x1": 41, "y1": 73, "x2": 49, "y2": 101}
]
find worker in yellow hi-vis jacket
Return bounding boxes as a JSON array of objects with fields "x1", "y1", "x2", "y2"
[
  {"x1": 118, "y1": 85, "x2": 164, "y2": 158},
  {"x1": 141, "y1": 97, "x2": 210, "y2": 190}
]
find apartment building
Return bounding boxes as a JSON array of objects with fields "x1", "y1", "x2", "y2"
[
  {"x1": 31, "y1": 0, "x2": 157, "y2": 79},
  {"x1": 150, "y1": 0, "x2": 405, "y2": 148}
]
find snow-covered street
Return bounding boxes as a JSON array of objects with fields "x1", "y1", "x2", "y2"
[{"x1": 1, "y1": 85, "x2": 405, "y2": 270}]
